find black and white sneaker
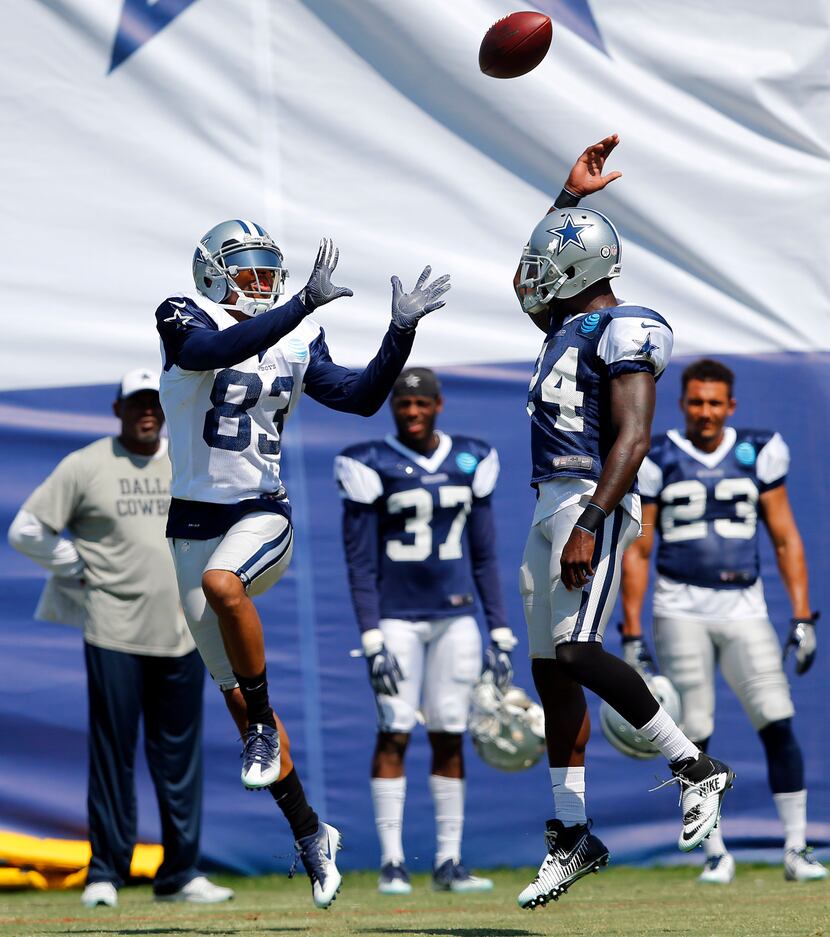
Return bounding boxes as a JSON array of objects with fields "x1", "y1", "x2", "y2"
[
  {"x1": 517, "y1": 820, "x2": 609, "y2": 909},
  {"x1": 655, "y1": 754, "x2": 734, "y2": 852},
  {"x1": 290, "y1": 822, "x2": 342, "y2": 909}
]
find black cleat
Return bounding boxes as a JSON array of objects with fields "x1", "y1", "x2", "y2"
[{"x1": 517, "y1": 819, "x2": 609, "y2": 909}]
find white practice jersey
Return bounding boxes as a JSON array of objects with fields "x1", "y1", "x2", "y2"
[{"x1": 156, "y1": 293, "x2": 316, "y2": 504}]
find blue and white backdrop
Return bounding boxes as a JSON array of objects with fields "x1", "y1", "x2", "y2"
[{"x1": 0, "y1": 0, "x2": 827, "y2": 873}]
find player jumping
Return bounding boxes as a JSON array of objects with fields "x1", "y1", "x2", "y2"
[
  {"x1": 155, "y1": 223, "x2": 449, "y2": 908},
  {"x1": 512, "y1": 137, "x2": 734, "y2": 909}
]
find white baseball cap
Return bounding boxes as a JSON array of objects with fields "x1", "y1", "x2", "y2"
[{"x1": 118, "y1": 368, "x2": 160, "y2": 400}]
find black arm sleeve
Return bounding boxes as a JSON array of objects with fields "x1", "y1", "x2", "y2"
[
  {"x1": 553, "y1": 187, "x2": 582, "y2": 210},
  {"x1": 303, "y1": 323, "x2": 415, "y2": 417}
]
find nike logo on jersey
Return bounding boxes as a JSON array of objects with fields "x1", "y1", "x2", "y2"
[
  {"x1": 163, "y1": 309, "x2": 193, "y2": 328},
  {"x1": 169, "y1": 299, "x2": 187, "y2": 308}
]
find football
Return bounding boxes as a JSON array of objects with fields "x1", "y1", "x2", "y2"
[{"x1": 479, "y1": 11, "x2": 553, "y2": 79}]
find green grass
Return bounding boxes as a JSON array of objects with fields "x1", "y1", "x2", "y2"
[{"x1": 0, "y1": 865, "x2": 827, "y2": 937}]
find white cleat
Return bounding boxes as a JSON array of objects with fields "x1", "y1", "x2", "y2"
[
  {"x1": 653, "y1": 754, "x2": 735, "y2": 852},
  {"x1": 698, "y1": 853, "x2": 735, "y2": 885},
  {"x1": 784, "y1": 848, "x2": 828, "y2": 882},
  {"x1": 81, "y1": 881, "x2": 118, "y2": 908},
  {"x1": 291, "y1": 822, "x2": 342, "y2": 909},
  {"x1": 154, "y1": 875, "x2": 235, "y2": 903},
  {"x1": 240, "y1": 723, "x2": 280, "y2": 789}
]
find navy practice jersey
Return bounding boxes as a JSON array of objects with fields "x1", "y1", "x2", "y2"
[
  {"x1": 528, "y1": 304, "x2": 673, "y2": 485},
  {"x1": 640, "y1": 427, "x2": 789, "y2": 588},
  {"x1": 334, "y1": 432, "x2": 508, "y2": 630}
]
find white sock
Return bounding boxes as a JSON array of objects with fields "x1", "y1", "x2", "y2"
[
  {"x1": 371, "y1": 777, "x2": 406, "y2": 866},
  {"x1": 774, "y1": 790, "x2": 807, "y2": 852},
  {"x1": 429, "y1": 775, "x2": 464, "y2": 867},
  {"x1": 639, "y1": 706, "x2": 700, "y2": 765},
  {"x1": 703, "y1": 824, "x2": 727, "y2": 858},
  {"x1": 550, "y1": 766, "x2": 587, "y2": 826}
]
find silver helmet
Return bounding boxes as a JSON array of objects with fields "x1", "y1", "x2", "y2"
[
  {"x1": 192, "y1": 219, "x2": 288, "y2": 316},
  {"x1": 599, "y1": 675, "x2": 682, "y2": 760},
  {"x1": 469, "y1": 680, "x2": 546, "y2": 772},
  {"x1": 517, "y1": 208, "x2": 622, "y2": 312}
]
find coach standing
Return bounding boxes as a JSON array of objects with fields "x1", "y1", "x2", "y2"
[{"x1": 8, "y1": 370, "x2": 232, "y2": 908}]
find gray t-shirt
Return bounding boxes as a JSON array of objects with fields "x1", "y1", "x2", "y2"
[{"x1": 24, "y1": 437, "x2": 194, "y2": 657}]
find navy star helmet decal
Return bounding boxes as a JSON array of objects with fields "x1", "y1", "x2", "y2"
[
  {"x1": 109, "y1": 0, "x2": 199, "y2": 73},
  {"x1": 633, "y1": 332, "x2": 659, "y2": 361},
  {"x1": 547, "y1": 214, "x2": 593, "y2": 254}
]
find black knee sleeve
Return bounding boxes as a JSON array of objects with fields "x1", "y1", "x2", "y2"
[
  {"x1": 759, "y1": 718, "x2": 804, "y2": 794},
  {"x1": 556, "y1": 642, "x2": 659, "y2": 728}
]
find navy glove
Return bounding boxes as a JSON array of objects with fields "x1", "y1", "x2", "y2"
[
  {"x1": 361, "y1": 628, "x2": 403, "y2": 697},
  {"x1": 619, "y1": 623, "x2": 656, "y2": 678},
  {"x1": 784, "y1": 612, "x2": 819, "y2": 676},
  {"x1": 390, "y1": 266, "x2": 451, "y2": 330},
  {"x1": 300, "y1": 238, "x2": 354, "y2": 310},
  {"x1": 482, "y1": 627, "x2": 518, "y2": 692}
]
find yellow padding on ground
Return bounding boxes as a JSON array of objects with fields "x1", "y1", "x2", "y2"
[{"x1": 0, "y1": 831, "x2": 162, "y2": 889}]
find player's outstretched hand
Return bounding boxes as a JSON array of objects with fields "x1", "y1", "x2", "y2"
[
  {"x1": 301, "y1": 238, "x2": 354, "y2": 310},
  {"x1": 783, "y1": 613, "x2": 819, "y2": 675},
  {"x1": 390, "y1": 266, "x2": 451, "y2": 331},
  {"x1": 367, "y1": 646, "x2": 404, "y2": 697},
  {"x1": 564, "y1": 134, "x2": 622, "y2": 197}
]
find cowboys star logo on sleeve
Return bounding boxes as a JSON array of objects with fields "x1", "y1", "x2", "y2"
[{"x1": 633, "y1": 332, "x2": 659, "y2": 361}]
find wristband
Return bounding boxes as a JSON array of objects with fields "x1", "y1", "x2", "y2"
[
  {"x1": 574, "y1": 502, "x2": 607, "y2": 536},
  {"x1": 553, "y1": 187, "x2": 582, "y2": 210}
]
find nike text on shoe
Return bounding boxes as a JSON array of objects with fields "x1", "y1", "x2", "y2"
[
  {"x1": 81, "y1": 881, "x2": 118, "y2": 908},
  {"x1": 290, "y1": 822, "x2": 342, "y2": 909},
  {"x1": 517, "y1": 819, "x2": 609, "y2": 909},
  {"x1": 784, "y1": 847, "x2": 828, "y2": 882},
  {"x1": 698, "y1": 853, "x2": 735, "y2": 885},
  {"x1": 154, "y1": 875, "x2": 235, "y2": 903},
  {"x1": 378, "y1": 862, "x2": 412, "y2": 895},
  {"x1": 432, "y1": 859, "x2": 493, "y2": 893},
  {"x1": 654, "y1": 753, "x2": 734, "y2": 852},
  {"x1": 240, "y1": 723, "x2": 280, "y2": 789}
]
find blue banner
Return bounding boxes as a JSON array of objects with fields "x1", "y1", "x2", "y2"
[{"x1": 1, "y1": 353, "x2": 827, "y2": 873}]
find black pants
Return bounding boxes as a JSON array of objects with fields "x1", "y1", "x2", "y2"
[{"x1": 84, "y1": 643, "x2": 204, "y2": 894}]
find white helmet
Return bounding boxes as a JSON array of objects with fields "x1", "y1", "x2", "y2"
[
  {"x1": 468, "y1": 680, "x2": 546, "y2": 772},
  {"x1": 192, "y1": 219, "x2": 288, "y2": 316},
  {"x1": 599, "y1": 675, "x2": 682, "y2": 760},
  {"x1": 517, "y1": 208, "x2": 622, "y2": 313}
]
